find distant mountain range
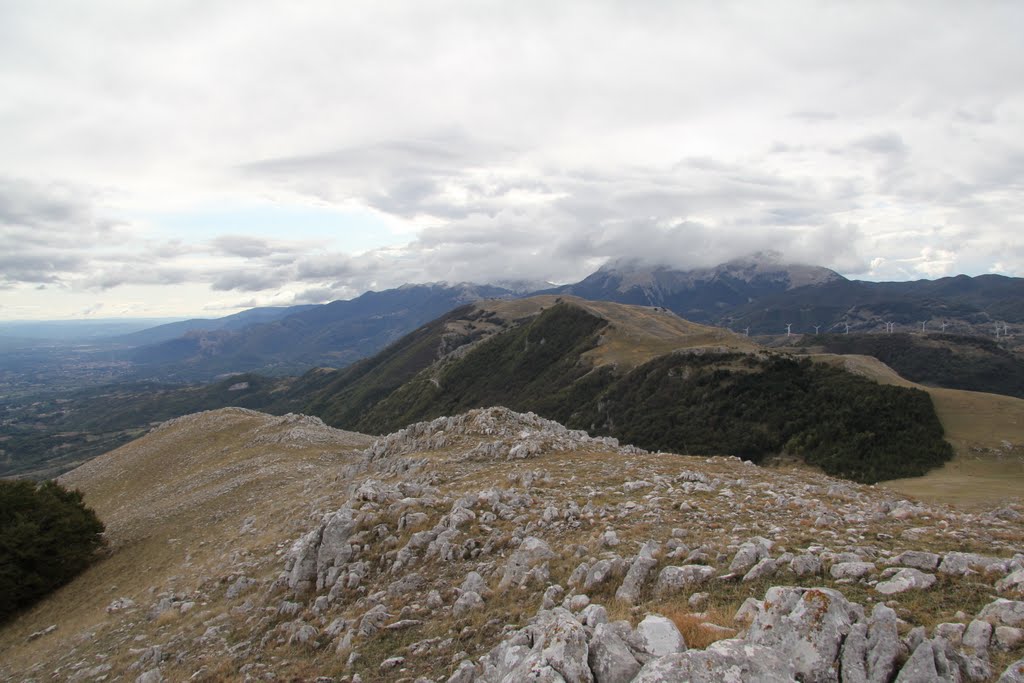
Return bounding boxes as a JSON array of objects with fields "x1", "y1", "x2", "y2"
[
  {"x1": 108, "y1": 255, "x2": 1021, "y2": 381},
  {"x1": 4, "y1": 254, "x2": 1018, "y2": 390},
  {"x1": 122, "y1": 283, "x2": 519, "y2": 380},
  {"x1": 110, "y1": 305, "x2": 319, "y2": 347}
]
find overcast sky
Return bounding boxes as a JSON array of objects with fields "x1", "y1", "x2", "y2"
[{"x1": 1, "y1": 1, "x2": 1022, "y2": 319}]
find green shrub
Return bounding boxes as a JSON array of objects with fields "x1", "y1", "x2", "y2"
[{"x1": 0, "y1": 479, "x2": 105, "y2": 621}]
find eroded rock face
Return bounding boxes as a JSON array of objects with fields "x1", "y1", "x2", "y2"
[
  {"x1": 894, "y1": 638, "x2": 958, "y2": 683},
  {"x1": 746, "y1": 587, "x2": 863, "y2": 683},
  {"x1": 478, "y1": 608, "x2": 593, "y2": 683},
  {"x1": 631, "y1": 640, "x2": 797, "y2": 683}
]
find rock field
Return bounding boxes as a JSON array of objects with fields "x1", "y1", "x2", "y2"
[{"x1": 2, "y1": 406, "x2": 1023, "y2": 682}]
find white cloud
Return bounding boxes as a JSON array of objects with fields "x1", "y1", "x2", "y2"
[{"x1": 0, "y1": 1, "x2": 1022, "y2": 317}]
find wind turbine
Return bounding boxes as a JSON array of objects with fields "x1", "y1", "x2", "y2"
[
  {"x1": 744, "y1": 327, "x2": 750, "y2": 337},
  {"x1": 920, "y1": 321, "x2": 927, "y2": 333},
  {"x1": 813, "y1": 325, "x2": 821, "y2": 335},
  {"x1": 785, "y1": 323, "x2": 792, "y2": 337},
  {"x1": 844, "y1": 322, "x2": 850, "y2": 335},
  {"x1": 941, "y1": 321, "x2": 948, "y2": 333}
]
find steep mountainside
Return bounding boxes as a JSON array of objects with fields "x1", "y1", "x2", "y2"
[
  {"x1": 305, "y1": 296, "x2": 953, "y2": 483},
  {"x1": 126, "y1": 283, "x2": 519, "y2": 380},
  {"x1": 1, "y1": 407, "x2": 1022, "y2": 681}
]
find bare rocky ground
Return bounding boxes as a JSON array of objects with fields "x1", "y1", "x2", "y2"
[{"x1": 2, "y1": 406, "x2": 1023, "y2": 682}]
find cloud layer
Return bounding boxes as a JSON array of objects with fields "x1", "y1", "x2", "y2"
[{"x1": 1, "y1": 1, "x2": 1022, "y2": 317}]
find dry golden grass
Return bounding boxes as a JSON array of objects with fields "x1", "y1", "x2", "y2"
[
  {"x1": 0, "y1": 408, "x2": 372, "y2": 680},
  {"x1": 658, "y1": 604, "x2": 737, "y2": 649}
]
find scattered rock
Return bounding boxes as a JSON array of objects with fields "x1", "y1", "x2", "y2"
[{"x1": 875, "y1": 568, "x2": 937, "y2": 595}]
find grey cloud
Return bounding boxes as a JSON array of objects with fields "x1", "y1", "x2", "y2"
[
  {"x1": 848, "y1": 133, "x2": 909, "y2": 157},
  {"x1": 211, "y1": 235, "x2": 274, "y2": 258},
  {"x1": 790, "y1": 111, "x2": 838, "y2": 122},
  {"x1": 211, "y1": 268, "x2": 293, "y2": 292},
  {"x1": 84, "y1": 266, "x2": 190, "y2": 290},
  {"x1": 0, "y1": 251, "x2": 86, "y2": 284},
  {"x1": 295, "y1": 254, "x2": 357, "y2": 281}
]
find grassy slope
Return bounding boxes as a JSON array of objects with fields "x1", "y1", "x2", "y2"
[{"x1": 0, "y1": 409, "x2": 372, "y2": 674}]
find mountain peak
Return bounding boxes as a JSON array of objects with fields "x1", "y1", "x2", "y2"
[{"x1": 560, "y1": 255, "x2": 844, "y2": 321}]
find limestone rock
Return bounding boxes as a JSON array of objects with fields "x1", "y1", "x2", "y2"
[
  {"x1": 615, "y1": 542, "x2": 659, "y2": 605},
  {"x1": 747, "y1": 586, "x2": 862, "y2": 683},
  {"x1": 830, "y1": 561, "x2": 875, "y2": 580},
  {"x1": 999, "y1": 658, "x2": 1024, "y2": 683},
  {"x1": 454, "y1": 591, "x2": 485, "y2": 617},
  {"x1": 499, "y1": 537, "x2": 556, "y2": 589},
  {"x1": 980, "y1": 599, "x2": 1024, "y2": 628},
  {"x1": 634, "y1": 615, "x2": 686, "y2": 657},
  {"x1": 894, "y1": 638, "x2": 958, "y2": 682},
  {"x1": 875, "y1": 568, "x2": 937, "y2": 595},
  {"x1": 654, "y1": 565, "x2": 714, "y2": 597},
  {"x1": 728, "y1": 536, "x2": 773, "y2": 573},
  {"x1": 631, "y1": 639, "x2": 797, "y2": 682},
  {"x1": 588, "y1": 623, "x2": 641, "y2": 683}
]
